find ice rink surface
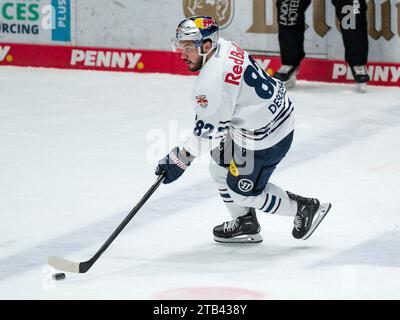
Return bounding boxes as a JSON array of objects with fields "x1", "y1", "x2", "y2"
[{"x1": 1, "y1": 67, "x2": 399, "y2": 299}]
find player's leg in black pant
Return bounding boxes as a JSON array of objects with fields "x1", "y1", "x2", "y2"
[
  {"x1": 274, "y1": 0, "x2": 312, "y2": 86},
  {"x1": 332, "y1": 0, "x2": 369, "y2": 87}
]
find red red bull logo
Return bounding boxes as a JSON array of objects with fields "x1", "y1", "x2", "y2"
[
  {"x1": 224, "y1": 43, "x2": 245, "y2": 86},
  {"x1": 195, "y1": 94, "x2": 208, "y2": 108},
  {"x1": 194, "y1": 17, "x2": 216, "y2": 29},
  {"x1": 202, "y1": 18, "x2": 216, "y2": 28}
]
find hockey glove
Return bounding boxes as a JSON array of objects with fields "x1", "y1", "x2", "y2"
[{"x1": 155, "y1": 147, "x2": 194, "y2": 184}]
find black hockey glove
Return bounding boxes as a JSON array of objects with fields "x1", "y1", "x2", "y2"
[{"x1": 155, "y1": 147, "x2": 194, "y2": 184}]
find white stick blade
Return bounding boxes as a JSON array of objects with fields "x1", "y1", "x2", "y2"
[{"x1": 48, "y1": 256, "x2": 80, "y2": 273}]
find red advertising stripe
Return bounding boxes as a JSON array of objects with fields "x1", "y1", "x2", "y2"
[
  {"x1": 252, "y1": 55, "x2": 400, "y2": 87},
  {"x1": 0, "y1": 43, "x2": 399, "y2": 86},
  {"x1": 297, "y1": 59, "x2": 400, "y2": 86}
]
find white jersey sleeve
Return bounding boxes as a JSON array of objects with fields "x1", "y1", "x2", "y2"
[{"x1": 182, "y1": 45, "x2": 234, "y2": 157}]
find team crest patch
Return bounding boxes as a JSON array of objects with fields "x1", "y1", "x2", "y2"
[{"x1": 195, "y1": 95, "x2": 208, "y2": 108}]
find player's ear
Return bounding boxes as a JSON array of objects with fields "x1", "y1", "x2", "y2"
[{"x1": 202, "y1": 40, "x2": 212, "y2": 53}]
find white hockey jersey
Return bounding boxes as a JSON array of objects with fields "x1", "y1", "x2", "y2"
[{"x1": 183, "y1": 38, "x2": 294, "y2": 157}]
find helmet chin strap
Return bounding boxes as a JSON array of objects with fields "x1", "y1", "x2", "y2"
[{"x1": 198, "y1": 46, "x2": 214, "y2": 67}]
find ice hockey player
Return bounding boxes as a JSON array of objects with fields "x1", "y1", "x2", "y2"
[
  {"x1": 155, "y1": 16, "x2": 332, "y2": 243},
  {"x1": 274, "y1": 0, "x2": 370, "y2": 92}
]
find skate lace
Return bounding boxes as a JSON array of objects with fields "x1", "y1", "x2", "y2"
[
  {"x1": 223, "y1": 219, "x2": 239, "y2": 233},
  {"x1": 353, "y1": 65, "x2": 367, "y2": 75},
  {"x1": 278, "y1": 65, "x2": 294, "y2": 74},
  {"x1": 294, "y1": 214, "x2": 303, "y2": 231}
]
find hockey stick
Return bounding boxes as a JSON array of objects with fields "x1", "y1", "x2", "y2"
[{"x1": 48, "y1": 173, "x2": 166, "y2": 273}]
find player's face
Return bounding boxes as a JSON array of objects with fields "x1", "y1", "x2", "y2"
[{"x1": 176, "y1": 41, "x2": 202, "y2": 72}]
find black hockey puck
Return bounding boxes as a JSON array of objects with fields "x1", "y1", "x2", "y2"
[{"x1": 52, "y1": 273, "x2": 65, "y2": 281}]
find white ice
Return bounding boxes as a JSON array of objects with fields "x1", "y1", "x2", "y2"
[{"x1": 0, "y1": 67, "x2": 399, "y2": 299}]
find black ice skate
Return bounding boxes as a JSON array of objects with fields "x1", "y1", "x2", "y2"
[
  {"x1": 273, "y1": 65, "x2": 298, "y2": 89},
  {"x1": 350, "y1": 65, "x2": 370, "y2": 93},
  {"x1": 213, "y1": 208, "x2": 263, "y2": 243},
  {"x1": 287, "y1": 192, "x2": 332, "y2": 240}
]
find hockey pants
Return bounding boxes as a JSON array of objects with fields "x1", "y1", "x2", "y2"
[{"x1": 209, "y1": 131, "x2": 298, "y2": 219}]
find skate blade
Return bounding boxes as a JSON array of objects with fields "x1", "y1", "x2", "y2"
[
  {"x1": 214, "y1": 233, "x2": 263, "y2": 243},
  {"x1": 302, "y1": 203, "x2": 332, "y2": 240},
  {"x1": 284, "y1": 75, "x2": 296, "y2": 90},
  {"x1": 357, "y1": 83, "x2": 367, "y2": 93}
]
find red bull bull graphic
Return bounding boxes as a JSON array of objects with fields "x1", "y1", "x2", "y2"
[
  {"x1": 194, "y1": 17, "x2": 217, "y2": 29},
  {"x1": 195, "y1": 94, "x2": 209, "y2": 108}
]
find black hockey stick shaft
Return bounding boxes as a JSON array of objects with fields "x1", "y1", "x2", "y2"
[{"x1": 79, "y1": 173, "x2": 166, "y2": 273}]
